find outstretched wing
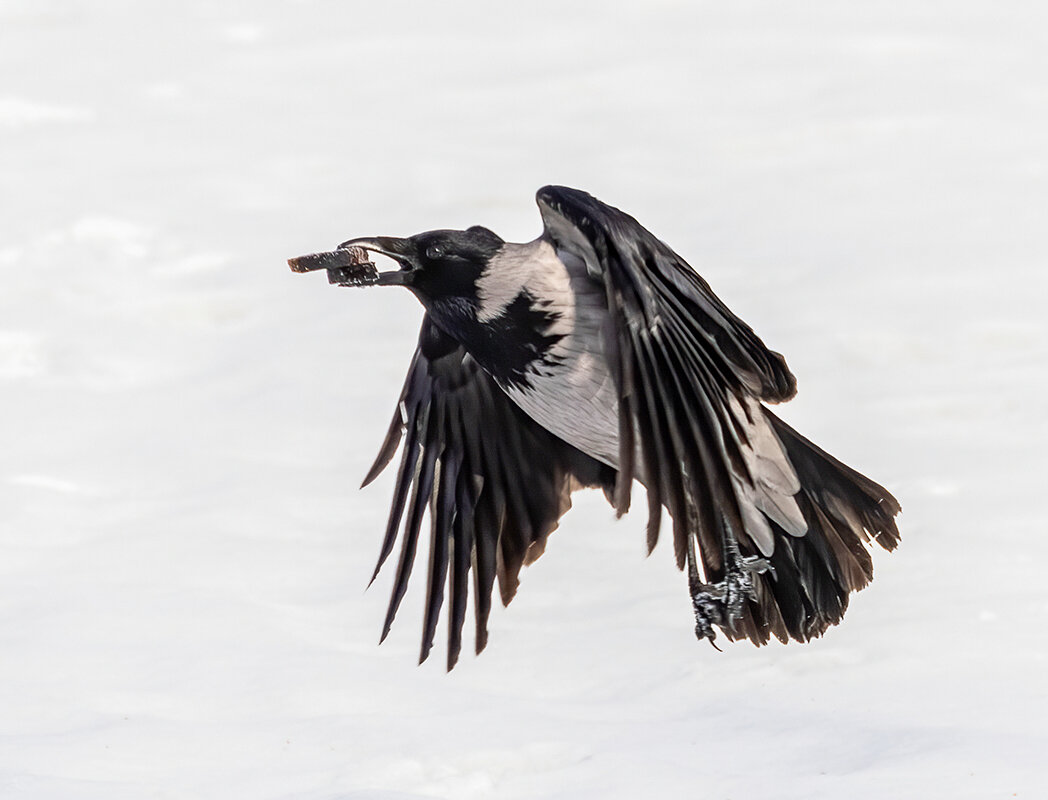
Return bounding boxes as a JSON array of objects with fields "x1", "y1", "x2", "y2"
[
  {"x1": 536, "y1": 185, "x2": 900, "y2": 645},
  {"x1": 364, "y1": 316, "x2": 615, "y2": 669}
]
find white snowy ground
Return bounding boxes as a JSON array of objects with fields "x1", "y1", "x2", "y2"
[{"x1": 2, "y1": 2, "x2": 1045, "y2": 798}]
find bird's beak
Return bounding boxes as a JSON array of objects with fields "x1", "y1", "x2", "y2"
[
  {"x1": 339, "y1": 237, "x2": 419, "y2": 286},
  {"x1": 288, "y1": 236, "x2": 417, "y2": 287}
]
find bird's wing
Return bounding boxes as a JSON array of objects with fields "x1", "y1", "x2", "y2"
[
  {"x1": 536, "y1": 185, "x2": 899, "y2": 645},
  {"x1": 364, "y1": 315, "x2": 615, "y2": 669}
]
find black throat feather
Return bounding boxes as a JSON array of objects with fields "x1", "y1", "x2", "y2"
[{"x1": 446, "y1": 290, "x2": 565, "y2": 390}]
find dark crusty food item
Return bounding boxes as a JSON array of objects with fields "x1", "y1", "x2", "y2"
[{"x1": 287, "y1": 245, "x2": 378, "y2": 287}]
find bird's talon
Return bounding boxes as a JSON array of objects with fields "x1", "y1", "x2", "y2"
[
  {"x1": 690, "y1": 547, "x2": 768, "y2": 640},
  {"x1": 691, "y1": 589, "x2": 723, "y2": 644}
]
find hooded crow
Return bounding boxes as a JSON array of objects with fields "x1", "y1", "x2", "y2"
[{"x1": 290, "y1": 186, "x2": 901, "y2": 670}]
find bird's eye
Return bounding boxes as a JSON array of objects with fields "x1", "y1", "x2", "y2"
[{"x1": 425, "y1": 244, "x2": 445, "y2": 260}]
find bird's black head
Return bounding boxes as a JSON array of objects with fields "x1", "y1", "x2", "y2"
[{"x1": 334, "y1": 226, "x2": 504, "y2": 308}]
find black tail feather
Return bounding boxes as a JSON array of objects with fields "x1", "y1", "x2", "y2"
[{"x1": 726, "y1": 410, "x2": 900, "y2": 645}]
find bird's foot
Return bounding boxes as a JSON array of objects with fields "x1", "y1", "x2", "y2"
[{"x1": 690, "y1": 552, "x2": 773, "y2": 646}]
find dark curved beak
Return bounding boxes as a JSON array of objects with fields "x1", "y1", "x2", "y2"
[
  {"x1": 288, "y1": 236, "x2": 417, "y2": 287},
  {"x1": 336, "y1": 236, "x2": 418, "y2": 286}
]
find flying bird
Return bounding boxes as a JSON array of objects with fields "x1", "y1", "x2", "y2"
[{"x1": 290, "y1": 186, "x2": 900, "y2": 670}]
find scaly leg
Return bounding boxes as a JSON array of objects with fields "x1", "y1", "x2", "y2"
[{"x1": 688, "y1": 527, "x2": 773, "y2": 646}]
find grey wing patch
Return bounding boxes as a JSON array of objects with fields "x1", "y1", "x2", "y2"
[{"x1": 494, "y1": 239, "x2": 622, "y2": 468}]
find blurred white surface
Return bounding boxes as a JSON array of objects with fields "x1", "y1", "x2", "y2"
[{"x1": 1, "y1": 2, "x2": 1045, "y2": 798}]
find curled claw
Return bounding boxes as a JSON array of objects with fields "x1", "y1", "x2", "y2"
[
  {"x1": 692, "y1": 591, "x2": 724, "y2": 648},
  {"x1": 690, "y1": 539, "x2": 776, "y2": 644}
]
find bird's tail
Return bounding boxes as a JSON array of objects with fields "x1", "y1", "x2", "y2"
[{"x1": 723, "y1": 409, "x2": 901, "y2": 645}]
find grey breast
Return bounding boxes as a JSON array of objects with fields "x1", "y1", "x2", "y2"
[{"x1": 480, "y1": 238, "x2": 621, "y2": 468}]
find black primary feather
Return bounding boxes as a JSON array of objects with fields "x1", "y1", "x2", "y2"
[
  {"x1": 535, "y1": 185, "x2": 899, "y2": 648},
  {"x1": 364, "y1": 318, "x2": 615, "y2": 669}
]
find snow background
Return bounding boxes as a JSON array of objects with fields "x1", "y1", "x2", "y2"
[{"x1": 2, "y1": 1, "x2": 1045, "y2": 797}]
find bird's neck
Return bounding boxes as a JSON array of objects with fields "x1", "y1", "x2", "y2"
[{"x1": 428, "y1": 238, "x2": 571, "y2": 390}]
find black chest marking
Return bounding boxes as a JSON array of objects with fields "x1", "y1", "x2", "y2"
[{"x1": 466, "y1": 291, "x2": 565, "y2": 389}]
